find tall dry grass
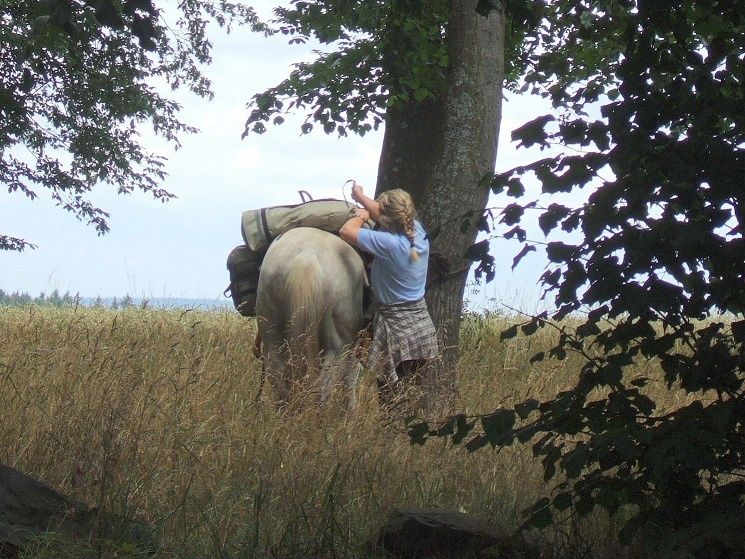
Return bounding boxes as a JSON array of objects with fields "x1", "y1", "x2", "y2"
[{"x1": 0, "y1": 306, "x2": 702, "y2": 558}]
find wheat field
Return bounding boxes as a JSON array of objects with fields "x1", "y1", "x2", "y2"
[{"x1": 0, "y1": 306, "x2": 698, "y2": 558}]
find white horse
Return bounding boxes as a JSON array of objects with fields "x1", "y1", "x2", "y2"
[{"x1": 255, "y1": 227, "x2": 366, "y2": 409}]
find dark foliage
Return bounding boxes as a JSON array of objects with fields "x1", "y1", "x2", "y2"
[
  {"x1": 242, "y1": 0, "x2": 450, "y2": 138},
  {"x1": 1, "y1": 0, "x2": 260, "y2": 250},
  {"x1": 412, "y1": 1, "x2": 745, "y2": 557},
  {"x1": 241, "y1": 0, "x2": 542, "y2": 139}
]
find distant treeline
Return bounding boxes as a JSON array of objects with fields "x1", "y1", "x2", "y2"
[{"x1": 0, "y1": 289, "x2": 143, "y2": 309}]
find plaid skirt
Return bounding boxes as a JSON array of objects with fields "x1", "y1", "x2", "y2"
[{"x1": 368, "y1": 298, "x2": 439, "y2": 385}]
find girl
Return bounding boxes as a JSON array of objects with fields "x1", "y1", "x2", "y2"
[{"x1": 339, "y1": 183, "x2": 439, "y2": 408}]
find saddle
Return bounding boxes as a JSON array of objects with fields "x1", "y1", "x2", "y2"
[{"x1": 225, "y1": 195, "x2": 372, "y2": 318}]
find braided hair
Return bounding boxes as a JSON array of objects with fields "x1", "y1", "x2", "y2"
[{"x1": 376, "y1": 189, "x2": 420, "y2": 262}]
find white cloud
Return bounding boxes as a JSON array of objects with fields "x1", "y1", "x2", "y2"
[{"x1": 229, "y1": 145, "x2": 262, "y2": 171}]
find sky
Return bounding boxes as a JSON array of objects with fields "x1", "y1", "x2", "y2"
[{"x1": 0, "y1": 2, "x2": 569, "y2": 312}]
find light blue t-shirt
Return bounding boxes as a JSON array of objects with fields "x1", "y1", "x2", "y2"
[{"x1": 357, "y1": 220, "x2": 429, "y2": 305}]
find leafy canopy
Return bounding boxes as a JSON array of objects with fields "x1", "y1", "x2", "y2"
[
  {"x1": 242, "y1": 0, "x2": 541, "y2": 138},
  {"x1": 412, "y1": 0, "x2": 745, "y2": 556},
  {"x1": 0, "y1": 0, "x2": 259, "y2": 250},
  {"x1": 244, "y1": 0, "x2": 449, "y2": 138}
]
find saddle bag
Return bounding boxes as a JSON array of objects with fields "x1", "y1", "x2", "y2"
[
  {"x1": 241, "y1": 199, "x2": 355, "y2": 252},
  {"x1": 225, "y1": 244, "x2": 263, "y2": 316}
]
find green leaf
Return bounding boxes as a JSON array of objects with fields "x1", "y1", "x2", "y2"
[
  {"x1": 464, "y1": 240, "x2": 489, "y2": 261},
  {"x1": 553, "y1": 491, "x2": 573, "y2": 511},
  {"x1": 506, "y1": 178, "x2": 525, "y2": 197},
  {"x1": 529, "y1": 351, "x2": 545, "y2": 364},
  {"x1": 94, "y1": 0, "x2": 125, "y2": 29},
  {"x1": 476, "y1": 215, "x2": 490, "y2": 233},
  {"x1": 504, "y1": 226, "x2": 527, "y2": 242},
  {"x1": 524, "y1": 498, "x2": 553, "y2": 530},
  {"x1": 21, "y1": 68, "x2": 34, "y2": 93},
  {"x1": 500, "y1": 204, "x2": 524, "y2": 226},
  {"x1": 435, "y1": 415, "x2": 458, "y2": 436},
  {"x1": 515, "y1": 399, "x2": 539, "y2": 419},
  {"x1": 511, "y1": 115, "x2": 555, "y2": 148},
  {"x1": 452, "y1": 415, "x2": 475, "y2": 445},
  {"x1": 542, "y1": 445, "x2": 561, "y2": 482},
  {"x1": 465, "y1": 434, "x2": 489, "y2": 452},
  {"x1": 512, "y1": 244, "x2": 535, "y2": 270},
  {"x1": 575, "y1": 493, "x2": 594, "y2": 517},
  {"x1": 481, "y1": 409, "x2": 516, "y2": 446},
  {"x1": 521, "y1": 317, "x2": 543, "y2": 335},
  {"x1": 586, "y1": 121, "x2": 610, "y2": 151},
  {"x1": 500, "y1": 324, "x2": 518, "y2": 341},
  {"x1": 538, "y1": 203, "x2": 570, "y2": 236},
  {"x1": 407, "y1": 421, "x2": 430, "y2": 445},
  {"x1": 545, "y1": 242, "x2": 577, "y2": 263},
  {"x1": 516, "y1": 423, "x2": 540, "y2": 443},
  {"x1": 732, "y1": 320, "x2": 745, "y2": 338},
  {"x1": 561, "y1": 444, "x2": 588, "y2": 478},
  {"x1": 413, "y1": 88, "x2": 430, "y2": 101}
]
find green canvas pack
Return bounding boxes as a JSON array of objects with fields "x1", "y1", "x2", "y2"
[
  {"x1": 241, "y1": 199, "x2": 355, "y2": 252},
  {"x1": 225, "y1": 244, "x2": 263, "y2": 316},
  {"x1": 227, "y1": 198, "x2": 358, "y2": 316}
]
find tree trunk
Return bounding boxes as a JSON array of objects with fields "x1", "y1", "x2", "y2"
[
  {"x1": 376, "y1": 96, "x2": 448, "y2": 209},
  {"x1": 376, "y1": 1, "x2": 505, "y2": 405}
]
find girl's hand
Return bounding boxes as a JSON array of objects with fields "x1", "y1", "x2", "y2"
[
  {"x1": 355, "y1": 208, "x2": 370, "y2": 222},
  {"x1": 351, "y1": 182, "x2": 365, "y2": 203}
]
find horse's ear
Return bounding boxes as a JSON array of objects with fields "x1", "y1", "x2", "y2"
[{"x1": 426, "y1": 250, "x2": 450, "y2": 292}]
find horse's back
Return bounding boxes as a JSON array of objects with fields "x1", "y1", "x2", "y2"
[
  {"x1": 256, "y1": 227, "x2": 365, "y2": 345},
  {"x1": 260, "y1": 227, "x2": 362, "y2": 278},
  {"x1": 257, "y1": 227, "x2": 364, "y2": 306}
]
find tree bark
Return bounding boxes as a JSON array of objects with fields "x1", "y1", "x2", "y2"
[
  {"x1": 376, "y1": 1, "x2": 505, "y2": 404},
  {"x1": 376, "y1": 96, "x2": 448, "y2": 209}
]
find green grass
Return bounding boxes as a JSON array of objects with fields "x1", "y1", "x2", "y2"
[{"x1": 0, "y1": 305, "x2": 698, "y2": 558}]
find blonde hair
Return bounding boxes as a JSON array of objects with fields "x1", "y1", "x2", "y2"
[{"x1": 376, "y1": 188, "x2": 420, "y2": 262}]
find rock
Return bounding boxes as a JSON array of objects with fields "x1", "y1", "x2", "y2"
[
  {"x1": 370, "y1": 507, "x2": 543, "y2": 559},
  {"x1": 0, "y1": 463, "x2": 152, "y2": 557}
]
